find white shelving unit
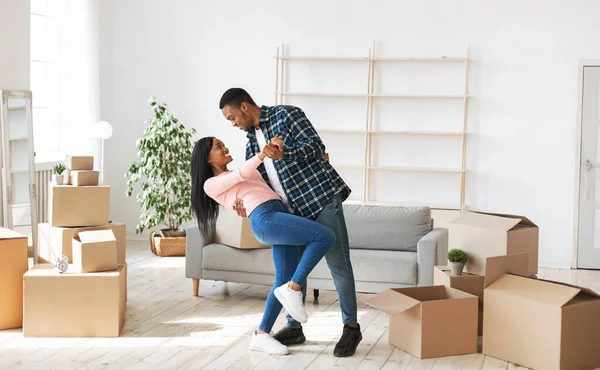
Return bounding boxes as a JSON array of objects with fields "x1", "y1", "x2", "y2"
[
  {"x1": 274, "y1": 43, "x2": 471, "y2": 210},
  {"x1": 0, "y1": 90, "x2": 38, "y2": 253}
]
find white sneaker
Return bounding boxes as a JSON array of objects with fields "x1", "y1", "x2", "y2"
[
  {"x1": 274, "y1": 282, "x2": 308, "y2": 324},
  {"x1": 249, "y1": 331, "x2": 289, "y2": 355}
]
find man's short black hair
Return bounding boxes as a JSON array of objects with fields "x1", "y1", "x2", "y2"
[{"x1": 219, "y1": 88, "x2": 257, "y2": 109}]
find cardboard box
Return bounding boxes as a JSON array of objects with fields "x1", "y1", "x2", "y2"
[
  {"x1": 483, "y1": 274, "x2": 600, "y2": 370},
  {"x1": 48, "y1": 185, "x2": 110, "y2": 227},
  {"x1": 434, "y1": 254, "x2": 530, "y2": 336},
  {"x1": 23, "y1": 264, "x2": 126, "y2": 337},
  {"x1": 72, "y1": 229, "x2": 118, "y2": 273},
  {"x1": 367, "y1": 286, "x2": 478, "y2": 359},
  {"x1": 447, "y1": 211, "x2": 539, "y2": 276},
  {"x1": 0, "y1": 228, "x2": 28, "y2": 330},
  {"x1": 215, "y1": 207, "x2": 269, "y2": 249},
  {"x1": 66, "y1": 155, "x2": 94, "y2": 170},
  {"x1": 122, "y1": 263, "x2": 128, "y2": 303},
  {"x1": 38, "y1": 222, "x2": 126, "y2": 265},
  {"x1": 434, "y1": 266, "x2": 484, "y2": 335},
  {"x1": 69, "y1": 170, "x2": 99, "y2": 186}
]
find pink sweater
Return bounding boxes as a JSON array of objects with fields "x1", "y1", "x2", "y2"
[{"x1": 204, "y1": 154, "x2": 281, "y2": 216}]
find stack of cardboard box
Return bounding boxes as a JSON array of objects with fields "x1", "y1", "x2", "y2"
[
  {"x1": 24, "y1": 155, "x2": 127, "y2": 338},
  {"x1": 436, "y1": 211, "x2": 538, "y2": 337},
  {"x1": 368, "y1": 211, "x2": 600, "y2": 369}
]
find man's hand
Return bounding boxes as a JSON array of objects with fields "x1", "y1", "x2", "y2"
[
  {"x1": 322, "y1": 152, "x2": 330, "y2": 162},
  {"x1": 267, "y1": 136, "x2": 284, "y2": 160},
  {"x1": 260, "y1": 142, "x2": 278, "y2": 160},
  {"x1": 232, "y1": 199, "x2": 247, "y2": 218}
]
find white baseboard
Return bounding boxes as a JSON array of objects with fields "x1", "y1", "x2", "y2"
[
  {"x1": 127, "y1": 232, "x2": 149, "y2": 242},
  {"x1": 538, "y1": 264, "x2": 572, "y2": 269}
]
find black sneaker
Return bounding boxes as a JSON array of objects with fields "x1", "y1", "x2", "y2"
[
  {"x1": 333, "y1": 324, "x2": 362, "y2": 357},
  {"x1": 273, "y1": 326, "x2": 306, "y2": 345}
]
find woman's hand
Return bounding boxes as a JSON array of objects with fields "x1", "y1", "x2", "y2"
[
  {"x1": 265, "y1": 136, "x2": 284, "y2": 160},
  {"x1": 259, "y1": 136, "x2": 284, "y2": 160},
  {"x1": 259, "y1": 143, "x2": 277, "y2": 160}
]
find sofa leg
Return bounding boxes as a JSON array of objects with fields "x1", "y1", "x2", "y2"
[
  {"x1": 192, "y1": 278, "x2": 200, "y2": 297},
  {"x1": 313, "y1": 289, "x2": 319, "y2": 300}
]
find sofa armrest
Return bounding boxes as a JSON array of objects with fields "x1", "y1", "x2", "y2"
[
  {"x1": 416, "y1": 228, "x2": 449, "y2": 286},
  {"x1": 185, "y1": 224, "x2": 209, "y2": 279}
]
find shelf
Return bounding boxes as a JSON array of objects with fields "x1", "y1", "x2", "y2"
[
  {"x1": 344, "y1": 199, "x2": 461, "y2": 210},
  {"x1": 371, "y1": 57, "x2": 467, "y2": 62},
  {"x1": 372, "y1": 93, "x2": 467, "y2": 99},
  {"x1": 318, "y1": 129, "x2": 367, "y2": 134},
  {"x1": 368, "y1": 166, "x2": 463, "y2": 173},
  {"x1": 277, "y1": 92, "x2": 367, "y2": 97},
  {"x1": 274, "y1": 56, "x2": 467, "y2": 63},
  {"x1": 332, "y1": 164, "x2": 464, "y2": 173},
  {"x1": 371, "y1": 130, "x2": 463, "y2": 136},
  {"x1": 275, "y1": 56, "x2": 368, "y2": 62},
  {"x1": 332, "y1": 164, "x2": 365, "y2": 169},
  {"x1": 276, "y1": 92, "x2": 467, "y2": 99},
  {"x1": 318, "y1": 129, "x2": 464, "y2": 136},
  {"x1": 9, "y1": 136, "x2": 28, "y2": 142},
  {"x1": 274, "y1": 43, "x2": 471, "y2": 210}
]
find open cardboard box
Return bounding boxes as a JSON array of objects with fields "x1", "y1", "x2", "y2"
[
  {"x1": 72, "y1": 229, "x2": 118, "y2": 273},
  {"x1": 0, "y1": 228, "x2": 28, "y2": 330},
  {"x1": 483, "y1": 273, "x2": 600, "y2": 370},
  {"x1": 447, "y1": 211, "x2": 539, "y2": 277},
  {"x1": 434, "y1": 253, "x2": 530, "y2": 336},
  {"x1": 367, "y1": 285, "x2": 478, "y2": 359},
  {"x1": 215, "y1": 207, "x2": 269, "y2": 249},
  {"x1": 434, "y1": 267, "x2": 484, "y2": 336},
  {"x1": 38, "y1": 222, "x2": 126, "y2": 265}
]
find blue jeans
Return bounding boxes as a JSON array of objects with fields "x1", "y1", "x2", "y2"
[
  {"x1": 286, "y1": 195, "x2": 358, "y2": 328},
  {"x1": 248, "y1": 200, "x2": 335, "y2": 333}
]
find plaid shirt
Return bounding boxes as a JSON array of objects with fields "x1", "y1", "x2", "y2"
[{"x1": 246, "y1": 105, "x2": 351, "y2": 220}]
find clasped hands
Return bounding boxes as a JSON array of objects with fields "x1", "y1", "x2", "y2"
[
  {"x1": 259, "y1": 136, "x2": 285, "y2": 160},
  {"x1": 233, "y1": 137, "x2": 331, "y2": 218}
]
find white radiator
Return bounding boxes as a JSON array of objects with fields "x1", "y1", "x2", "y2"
[{"x1": 35, "y1": 168, "x2": 53, "y2": 223}]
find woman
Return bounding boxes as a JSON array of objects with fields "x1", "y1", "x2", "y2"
[{"x1": 191, "y1": 136, "x2": 336, "y2": 355}]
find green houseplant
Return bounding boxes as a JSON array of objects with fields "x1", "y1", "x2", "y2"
[
  {"x1": 447, "y1": 248, "x2": 468, "y2": 275},
  {"x1": 125, "y1": 97, "x2": 196, "y2": 256},
  {"x1": 52, "y1": 163, "x2": 67, "y2": 185}
]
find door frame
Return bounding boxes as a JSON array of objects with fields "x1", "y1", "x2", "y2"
[{"x1": 572, "y1": 60, "x2": 600, "y2": 269}]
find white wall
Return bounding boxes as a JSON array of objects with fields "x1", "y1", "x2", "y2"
[
  {"x1": 0, "y1": 0, "x2": 29, "y2": 89},
  {"x1": 99, "y1": 0, "x2": 600, "y2": 268}
]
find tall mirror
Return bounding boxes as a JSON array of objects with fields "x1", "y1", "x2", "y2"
[{"x1": 0, "y1": 90, "x2": 38, "y2": 260}]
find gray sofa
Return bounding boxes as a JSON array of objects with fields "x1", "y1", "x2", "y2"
[{"x1": 185, "y1": 204, "x2": 448, "y2": 296}]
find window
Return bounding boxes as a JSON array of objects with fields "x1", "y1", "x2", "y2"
[{"x1": 30, "y1": 0, "x2": 60, "y2": 159}]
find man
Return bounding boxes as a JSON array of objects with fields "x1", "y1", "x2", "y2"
[{"x1": 219, "y1": 87, "x2": 362, "y2": 357}]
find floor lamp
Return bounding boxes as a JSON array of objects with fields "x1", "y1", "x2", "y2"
[{"x1": 93, "y1": 121, "x2": 113, "y2": 185}]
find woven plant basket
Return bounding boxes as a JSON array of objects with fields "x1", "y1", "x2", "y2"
[{"x1": 149, "y1": 230, "x2": 186, "y2": 257}]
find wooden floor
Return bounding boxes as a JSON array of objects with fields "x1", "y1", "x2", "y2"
[{"x1": 1, "y1": 240, "x2": 599, "y2": 370}]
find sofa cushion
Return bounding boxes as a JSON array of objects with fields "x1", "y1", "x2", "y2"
[
  {"x1": 203, "y1": 244, "x2": 275, "y2": 275},
  {"x1": 309, "y1": 249, "x2": 417, "y2": 285},
  {"x1": 343, "y1": 204, "x2": 431, "y2": 252},
  {"x1": 202, "y1": 244, "x2": 417, "y2": 285}
]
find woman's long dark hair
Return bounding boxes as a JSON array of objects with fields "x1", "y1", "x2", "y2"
[{"x1": 191, "y1": 136, "x2": 219, "y2": 241}]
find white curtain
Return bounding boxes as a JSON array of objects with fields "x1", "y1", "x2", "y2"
[{"x1": 55, "y1": 0, "x2": 102, "y2": 167}]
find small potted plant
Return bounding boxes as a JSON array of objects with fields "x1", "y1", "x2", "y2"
[
  {"x1": 52, "y1": 163, "x2": 67, "y2": 185},
  {"x1": 447, "y1": 248, "x2": 468, "y2": 275}
]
